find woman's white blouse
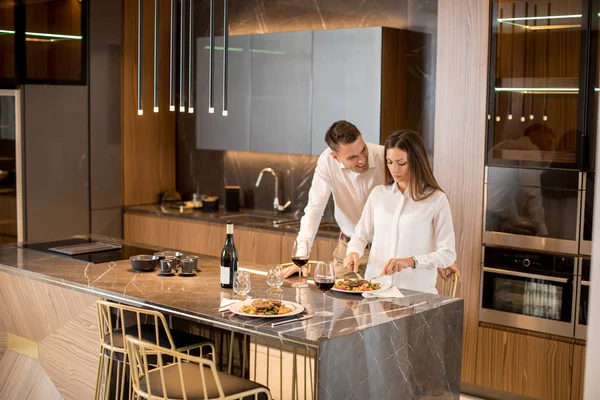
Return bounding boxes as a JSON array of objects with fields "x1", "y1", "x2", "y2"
[{"x1": 347, "y1": 184, "x2": 456, "y2": 294}]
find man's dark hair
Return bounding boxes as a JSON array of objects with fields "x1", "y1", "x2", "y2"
[{"x1": 324, "y1": 120, "x2": 361, "y2": 152}]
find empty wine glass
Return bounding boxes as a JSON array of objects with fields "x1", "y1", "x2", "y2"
[
  {"x1": 233, "y1": 270, "x2": 251, "y2": 297},
  {"x1": 313, "y1": 261, "x2": 335, "y2": 317},
  {"x1": 266, "y1": 264, "x2": 283, "y2": 290},
  {"x1": 291, "y1": 240, "x2": 310, "y2": 288}
]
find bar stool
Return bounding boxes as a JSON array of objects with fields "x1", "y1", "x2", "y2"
[
  {"x1": 126, "y1": 336, "x2": 271, "y2": 400},
  {"x1": 95, "y1": 300, "x2": 215, "y2": 400},
  {"x1": 437, "y1": 268, "x2": 459, "y2": 298}
]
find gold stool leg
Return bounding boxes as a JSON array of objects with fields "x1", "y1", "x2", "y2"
[{"x1": 94, "y1": 348, "x2": 104, "y2": 400}]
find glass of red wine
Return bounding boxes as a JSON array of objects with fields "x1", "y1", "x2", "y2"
[
  {"x1": 291, "y1": 240, "x2": 310, "y2": 288},
  {"x1": 314, "y1": 261, "x2": 335, "y2": 317}
]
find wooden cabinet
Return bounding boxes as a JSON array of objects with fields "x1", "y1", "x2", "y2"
[
  {"x1": 571, "y1": 345, "x2": 586, "y2": 400},
  {"x1": 475, "y1": 327, "x2": 574, "y2": 400},
  {"x1": 124, "y1": 213, "x2": 338, "y2": 267}
]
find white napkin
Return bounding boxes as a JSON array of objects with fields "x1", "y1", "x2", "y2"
[
  {"x1": 362, "y1": 286, "x2": 405, "y2": 298},
  {"x1": 218, "y1": 298, "x2": 241, "y2": 311}
]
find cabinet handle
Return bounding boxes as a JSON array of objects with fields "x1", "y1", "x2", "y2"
[
  {"x1": 222, "y1": 0, "x2": 228, "y2": 116},
  {"x1": 188, "y1": 0, "x2": 194, "y2": 113},
  {"x1": 137, "y1": 0, "x2": 143, "y2": 115},
  {"x1": 179, "y1": 0, "x2": 185, "y2": 112},
  {"x1": 582, "y1": 280, "x2": 590, "y2": 286},
  {"x1": 208, "y1": 0, "x2": 215, "y2": 113},
  {"x1": 169, "y1": 0, "x2": 175, "y2": 111},
  {"x1": 153, "y1": 0, "x2": 159, "y2": 113}
]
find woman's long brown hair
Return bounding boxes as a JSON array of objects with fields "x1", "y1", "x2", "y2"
[{"x1": 384, "y1": 129, "x2": 443, "y2": 201}]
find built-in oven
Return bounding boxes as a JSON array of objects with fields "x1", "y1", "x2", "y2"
[
  {"x1": 580, "y1": 172, "x2": 593, "y2": 255},
  {"x1": 483, "y1": 166, "x2": 582, "y2": 254},
  {"x1": 479, "y1": 246, "x2": 577, "y2": 337},
  {"x1": 575, "y1": 257, "x2": 590, "y2": 340}
]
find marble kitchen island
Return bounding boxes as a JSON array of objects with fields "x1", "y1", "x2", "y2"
[{"x1": 0, "y1": 236, "x2": 463, "y2": 400}]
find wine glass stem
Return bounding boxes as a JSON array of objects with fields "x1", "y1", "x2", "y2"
[
  {"x1": 322, "y1": 292, "x2": 326, "y2": 313},
  {"x1": 298, "y1": 267, "x2": 302, "y2": 285}
]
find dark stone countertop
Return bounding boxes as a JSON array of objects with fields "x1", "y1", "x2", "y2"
[
  {"x1": 0, "y1": 235, "x2": 463, "y2": 349},
  {"x1": 123, "y1": 204, "x2": 341, "y2": 239}
]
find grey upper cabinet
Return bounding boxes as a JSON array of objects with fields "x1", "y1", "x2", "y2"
[
  {"x1": 195, "y1": 28, "x2": 401, "y2": 155},
  {"x1": 196, "y1": 35, "x2": 251, "y2": 151},
  {"x1": 249, "y1": 32, "x2": 312, "y2": 154},
  {"x1": 311, "y1": 28, "x2": 382, "y2": 155}
]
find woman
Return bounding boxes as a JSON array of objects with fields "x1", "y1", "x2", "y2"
[{"x1": 343, "y1": 130, "x2": 456, "y2": 294}]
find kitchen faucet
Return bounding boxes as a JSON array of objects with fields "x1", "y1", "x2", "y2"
[{"x1": 255, "y1": 167, "x2": 291, "y2": 213}]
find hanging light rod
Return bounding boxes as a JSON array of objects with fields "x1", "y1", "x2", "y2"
[
  {"x1": 0, "y1": 29, "x2": 82, "y2": 40},
  {"x1": 497, "y1": 14, "x2": 582, "y2": 22}
]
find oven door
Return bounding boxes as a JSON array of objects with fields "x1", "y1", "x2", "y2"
[
  {"x1": 483, "y1": 166, "x2": 581, "y2": 254},
  {"x1": 480, "y1": 267, "x2": 576, "y2": 337}
]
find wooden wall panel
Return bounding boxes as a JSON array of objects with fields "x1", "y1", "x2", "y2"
[
  {"x1": 475, "y1": 327, "x2": 573, "y2": 400},
  {"x1": 0, "y1": 272, "x2": 98, "y2": 342},
  {"x1": 433, "y1": 0, "x2": 490, "y2": 384},
  {"x1": 379, "y1": 28, "x2": 407, "y2": 145},
  {"x1": 122, "y1": 0, "x2": 176, "y2": 206},
  {"x1": 0, "y1": 351, "x2": 62, "y2": 400},
  {"x1": 571, "y1": 344, "x2": 586, "y2": 400},
  {"x1": 39, "y1": 304, "x2": 98, "y2": 400}
]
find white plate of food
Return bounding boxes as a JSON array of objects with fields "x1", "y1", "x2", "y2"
[
  {"x1": 229, "y1": 299, "x2": 305, "y2": 318},
  {"x1": 331, "y1": 279, "x2": 391, "y2": 294}
]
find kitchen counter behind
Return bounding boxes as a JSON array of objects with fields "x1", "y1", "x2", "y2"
[{"x1": 124, "y1": 204, "x2": 341, "y2": 239}]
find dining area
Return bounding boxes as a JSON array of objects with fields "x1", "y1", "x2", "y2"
[{"x1": 0, "y1": 234, "x2": 463, "y2": 399}]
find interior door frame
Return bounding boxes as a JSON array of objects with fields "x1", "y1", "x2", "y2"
[{"x1": 0, "y1": 89, "x2": 23, "y2": 242}]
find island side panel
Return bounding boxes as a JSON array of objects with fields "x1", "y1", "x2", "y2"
[
  {"x1": 0, "y1": 271, "x2": 100, "y2": 400},
  {"x1": 317, "y1": 299, "x2": 463, "y2": 400}
]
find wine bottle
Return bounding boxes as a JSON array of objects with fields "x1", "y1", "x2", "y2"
[{"x1": 220, "y1": 221, "x2": 238, "y2": 289}]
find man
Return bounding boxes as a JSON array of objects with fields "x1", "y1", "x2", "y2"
[
  {"x1": 284, "y1": 120, "x2": 386, "y2": 279},
  {"x1": 283, "y1": 120, "x2": 460, "y2": 281}
]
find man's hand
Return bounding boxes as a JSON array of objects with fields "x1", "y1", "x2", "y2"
[
  {"x1": 280, "y1": 264, "x2": 308, "y2": 278},
  {"x1": 380, "y1": 257, "x2": 414, "y2": 276},
  {"x1": 344, "y1": 252, "x2": 360, "y2": 273},
  {"x1": 437, "y1": 263, "x2": 460, "y2": 281}
]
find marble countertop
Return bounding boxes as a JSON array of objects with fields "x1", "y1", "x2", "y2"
[
  {"x1": 124, "y1": 204, "x2": 341, "y2": 239},
  {"x1": 0, "y1": 235, "x2": 462, "y2": 348}
]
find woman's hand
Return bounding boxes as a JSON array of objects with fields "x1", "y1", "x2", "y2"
[
  {"x1": 280, "y1": 265, "x2": 308, "y2": 278},
  {"x1": 344, "y1": 252, "x2": 361, "y2": 272},
  {"x1": 380, "y1": 257, "x2": 415, "y2": 276},
  {"x1": 437, "y1": 263, "x2": 460, "y2": 281}
]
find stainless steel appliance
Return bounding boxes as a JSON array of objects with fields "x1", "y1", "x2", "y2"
[
  {"x1": 575, "y1": 257, "x2": 590, "y2": 340},
  {"x1": 483, "y1": 166, "x2": 582, "y2": 254},
  {"x1": 480, "y1": 246, "x2": 577, "y2": 337}
]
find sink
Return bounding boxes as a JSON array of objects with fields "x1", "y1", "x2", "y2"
[
  {"x1": 274, "y1": 220, "x2": 340, "y2": 234},
  {"x1": 218, "y1": 212, "x2": 297, "y2": 225}
]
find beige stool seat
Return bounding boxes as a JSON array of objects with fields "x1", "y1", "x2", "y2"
[
  {"x1": 140, "y1": 363, "x2": 269, "y2": 400},
  {"x1": 104, "y1": 324, "x2": 212, "y2": 360}
]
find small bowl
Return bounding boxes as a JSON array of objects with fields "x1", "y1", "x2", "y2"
[
  {"x1": 130, "y1": 255, "x2": 160, "y2": 272},
  {"x1": 154, "y1": 251, "x2": 184, "y2": 259}
]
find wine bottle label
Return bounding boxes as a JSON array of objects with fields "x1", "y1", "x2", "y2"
[{"x1": 220, "y1": 265, "x2": 230, "y2": 284}]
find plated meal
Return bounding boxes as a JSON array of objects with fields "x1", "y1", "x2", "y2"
[
  {"x1": 241, "y1": 299, "x2": 293, "y2": 316},
  {"x1": 332, "y1": 279, "x2": 388, "y2": 294},
  {"x1": 229, "y1": 299, "x2": 305, "y2": 318}
]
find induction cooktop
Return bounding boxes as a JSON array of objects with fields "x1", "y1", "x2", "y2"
[{"x1": 21, "y1": 238, "x2": 156, "y2": 264}]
